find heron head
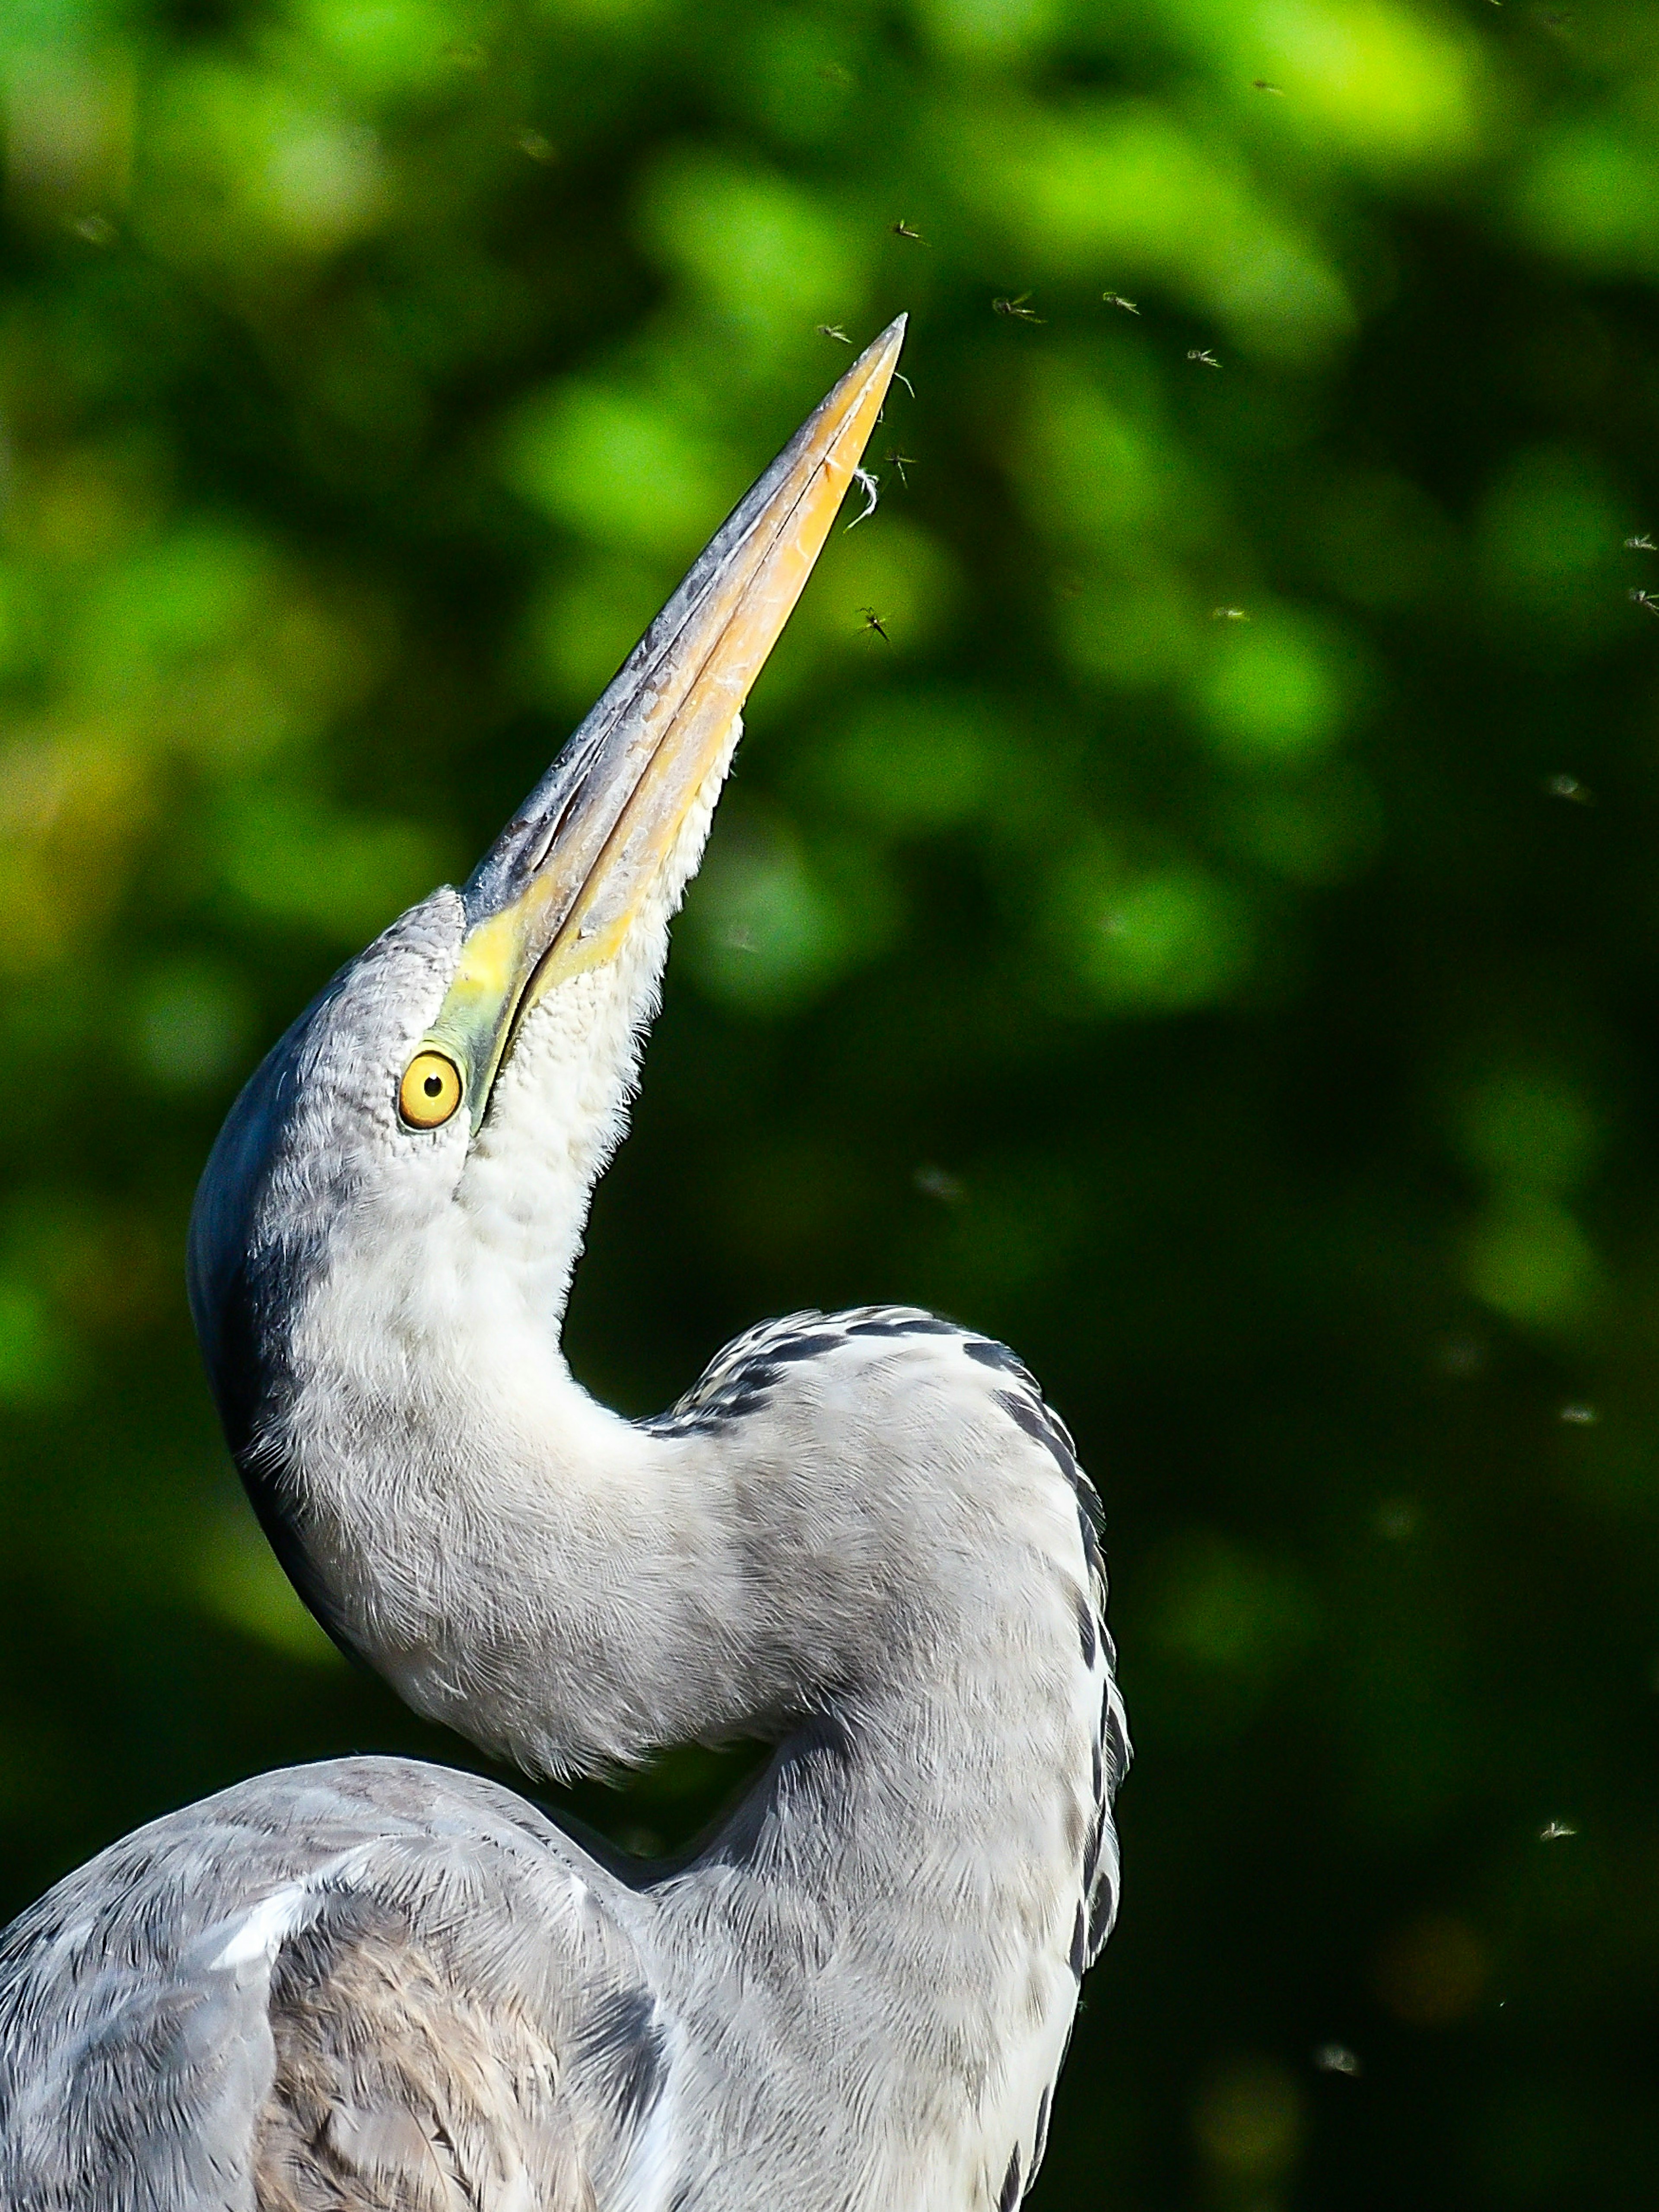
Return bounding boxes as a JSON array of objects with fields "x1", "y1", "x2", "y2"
[{"x1": 189, "y1": 320, "x2": 905, "y2": 1456}]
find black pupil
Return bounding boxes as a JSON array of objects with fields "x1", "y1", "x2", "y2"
[{"x1": 423, "y1": 1073, "x2": 443, "y2": 1097}]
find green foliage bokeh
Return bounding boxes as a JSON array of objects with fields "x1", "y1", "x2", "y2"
[{"x1": 3, "y1": 0, "x2": 1659, "y2": 2202}]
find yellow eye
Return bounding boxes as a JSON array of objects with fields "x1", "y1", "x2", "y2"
[{"x1": 398, "y1": 1050, "x2": 464, "y2": 1130}]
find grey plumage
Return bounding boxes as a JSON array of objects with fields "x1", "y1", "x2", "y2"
[
  {"x1": 1, "y1": 1316, "x2": 1124, "y2": 2211},
  {"x1": 0, "y1": 1763, "x2": 656, "y2": 2210},
  {"x1": 0, "y1": 324, "x2": 1127, "y2": 2211}
]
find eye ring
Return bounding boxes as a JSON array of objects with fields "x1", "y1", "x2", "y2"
[{"x1": 398, "y1": 1050, "x2": 464, "y2": 1130}]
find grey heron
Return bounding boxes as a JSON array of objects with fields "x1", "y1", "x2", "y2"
[{"x1": 0, "y1": 318, "x2": 1128, "y2": 2212}]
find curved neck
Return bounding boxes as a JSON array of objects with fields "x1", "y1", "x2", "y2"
[{"x1": 259, "y1": 1297, "x2": 1120, "y2": 2209}]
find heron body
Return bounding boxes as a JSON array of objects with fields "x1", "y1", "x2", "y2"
[{"x1": 0, "y1": 322, "x2": 1128, "y2": 2211}]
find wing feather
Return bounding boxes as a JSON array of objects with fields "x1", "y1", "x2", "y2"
[{"x1": 0, "y1": 1759, "x2": 672, "y2": 2212}]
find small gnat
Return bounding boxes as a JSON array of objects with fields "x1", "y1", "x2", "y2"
[
  {"x1": 914, "y1": 1165, "x2": 966, "y2": 1205},
  {"x1": 1187, "y1": 348, "x2": 1221, "y2": 368},
  {"x1": 517, "y1": 130, "x2": 555, "y2": 162},
  {"x1": 70, "y1": 213, "x2": 116, "y2": 245},
  {"x1": 817, "y1": 324, "x2": 853, "y2": 346},
  {"x1": 1559, "y1": 1404, "x2": 1598, "y2": 1425},
  {"x1": 1630, "y1": 588, "x2": 1659, "y2": 617},
  {"x1": 1539, "y1": 1820, "x2": 1577, "y2": 1841},
  {"x1": 1314, "y1": 2044, "x2": 1361, "y2": 2076},
  {"x1": 1101, "y1": 292, "x2": 1140, "y2": 314},
  {"x1": 1252, "y1": 79, "x2": 1285, "y2": 92},
  {"x1": 1625, "y1": 534, "x2": 1656, "y2": 551},
  {"x1": 1211, "y1": 606, "x2": 1250, "y2": 622},
  {"x1": 1545, "y1": 774, "x2": 1592, "y2": 805}
]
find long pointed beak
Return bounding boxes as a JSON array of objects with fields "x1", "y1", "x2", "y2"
[{"x1": 408, "y1": 315, "x2": 907, "y2": 1131}]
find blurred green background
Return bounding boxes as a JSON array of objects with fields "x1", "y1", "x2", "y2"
[{"x1": 3, "y1": 0, "x2": 1659, "y2": 2201}]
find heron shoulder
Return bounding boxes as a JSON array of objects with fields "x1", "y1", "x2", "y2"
[{"x1": 0, "y1": 1756, "x2": 677, "y2": 2212}]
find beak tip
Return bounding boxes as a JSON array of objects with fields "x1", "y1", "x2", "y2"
[{"x1": 838, "y1": 312, "x2": 908, "y2": 433}]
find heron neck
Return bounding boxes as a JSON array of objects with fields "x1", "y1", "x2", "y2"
[
  {"x1": 640, "y1": 1329, "x2": 1113, "y2": 2212},
  {"x1": 276, "y1": 1310, "x2": 1090, "y2": 1773},
  {"x1": 265, "y1": 1306, "x2": 1113, "y2": 2208}
]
